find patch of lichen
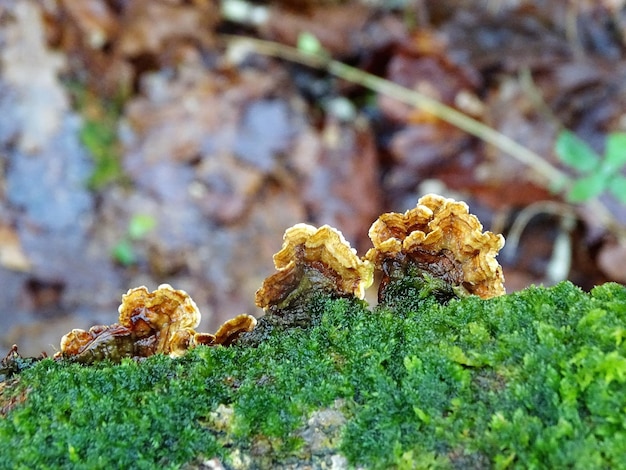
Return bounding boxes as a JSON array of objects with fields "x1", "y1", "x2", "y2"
[{"x1": 1, "y1": 281, "x2": 626, "y2": 468}]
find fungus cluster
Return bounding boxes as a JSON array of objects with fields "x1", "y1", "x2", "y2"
[
  {"x1": 57, "y1": 284, "x2": 256, "y2": 363},
  {"x1": 56, "y1": 194, "x2": 505, "y2": 362},
  {"x1": 366, "y1": 194, "x2": 505, "y2": 299},
  {"x1": 233, "y1": 224, "x2": 374, "y2": 344},
  {"x1": 255, "y1": 194, "x2": 505, "y2": 316}
]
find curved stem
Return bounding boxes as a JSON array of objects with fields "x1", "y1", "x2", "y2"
[
  {"x1": 222, "y1": 34, "x2": 568, "y2": 187},
  {"x1": 221, "y1": 34, "x2": 626, "y2": 238}
]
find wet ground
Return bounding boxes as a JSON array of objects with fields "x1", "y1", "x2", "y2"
[{"x1": 1, "y1": 0, "x2": 625, "y2": 356}]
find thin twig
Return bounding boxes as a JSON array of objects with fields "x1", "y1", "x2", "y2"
[
  {"x1": 222, "y1": 34, "x2": 568, "y2": 187},
  {"x1": 220, "y1": 34, "x2": 626, "y2": 238},
  {"x1": 502, "y1": 201, "x2": 576, "y2": 260}
]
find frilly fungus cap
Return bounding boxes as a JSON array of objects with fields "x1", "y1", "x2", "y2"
[
  {"x1": 255, "y1": 223, "x2": 374, "y2": 310},
  {"x1": 117, "y1": 284, "x2": 202, "y2": 353},
  {"x1": 59, "y1": 324, "x2": 135, "y2": 361},
  {"x1": 57, "y1": 194, "x2": 506, "y2": 361},
  {"x1": 365, "y1": 194, "x2": 505, "y2": 299},
  {"x1": 58, "y1": 284, "x2": 256, "y2": 363},
  {"x1": 214, "y1": 314, "x2": 258, "y2": 346}
]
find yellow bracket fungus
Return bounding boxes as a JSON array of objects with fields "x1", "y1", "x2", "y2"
[
  {"x1": 255, "y1": 223, "x2": 374, "y2": 311},
  {"x1": 365, "y1": 194, "x2": 505, "y2": 299},
  {"x1": 54, "y1": 194, "x2": 504, "y2": 361},
  {"x1": 57, "y1": 284, "x2": 256, "y2": 363}
]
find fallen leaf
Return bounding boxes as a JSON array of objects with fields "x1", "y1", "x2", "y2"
[
  {"x1": 60, "y1": 0, "x2": 118, "y2": 49},
  {"x1": 261, "y1": 3, "x2": 371, "y2": 57},
  {"x1": 0, "y1": 225, "x2": 31, "y2": 272},
  {"x1": 598, "y1": 239, "x2": 626, "y2": 283},
  {"x1": 116, "y1": 0, "x2": 218, "y2": 57},
  {"x1": 299, "y1": 117, "x2": 383, "y2": 250}
]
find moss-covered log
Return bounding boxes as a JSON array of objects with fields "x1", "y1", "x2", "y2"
[{"x1": 1, "y1": 281, "x2": 626, "y2": 468}]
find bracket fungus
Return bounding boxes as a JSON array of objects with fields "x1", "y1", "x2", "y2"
[
  {"x1": 239, "y1": 224, "x2": 374, "y2": 343},
  {"x1": 255, "y1": 223, "x2": 374, "y2": 312},
  {"x1": 365, "y1": 194, "x2": 505, "y2": 301},
  {"x1": 54, "y1": 194, "x2": 505, "y2": 359},
  {"x1": 57, "y1": 284, "x2": 256, "y2": 364},
  {"x1": 118, "y1": 284, "x2": 202, "y2": 353},
  {"x1": 213, "y1": 314, "x2": 258, "y2": 346}
]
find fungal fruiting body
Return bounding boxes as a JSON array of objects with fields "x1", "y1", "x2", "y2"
[
  {"x1": 57, "y1": 284, "x2": 256, "y2": 363},
  {"x1": 117, "y1": 284, "x2": 203, "y2": 355},
  {"x1": 234, "y1": 224, "x2": 375, "y2": 344},
  {"x1": 255, "y1": 224, "x2": 374, "y2": 312},
  {"x1": 56, "y1": 194, "x2": 506, "y2": 360},
  {"x1": 213, "y1": 314, "x2": 259, "y2": 346},
  {"x1": 366, "y1": 194, "x2": 505, "y2": 302}
]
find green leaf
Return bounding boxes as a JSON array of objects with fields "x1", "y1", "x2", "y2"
[
  {"x1": 608, "y1": 175, "x2": 626, "y2": 204},
  {"x1": 128, "y1": 214, "x2": 156, "y2": 240},
  {"x1": 112, "y1": 239, "x2": 136, "y2": 266},
  {"x1": 567, "y1": 173, "x2": 608, "y2": 202},
  {"x1": 555, "y1": 130, "x2": 600, "y2": 173},
  {"x1": 412, "y1": 406, "x2": 431, "y2": 424},
  {"x1": 297, "y1": 32, "x2": 327, "y2": 56},
  {"x1": 603, "y1": 132, "x2": 626, "y2": 171},
  {"x1": 447, "y1": 345, "x2": 478, "y2": 367}
]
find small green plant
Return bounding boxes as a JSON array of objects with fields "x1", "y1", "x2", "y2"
[
  {"x1": 67, "y1": 82, "x2": 127, "y2": 189},
  {"x1": 112, "y1": 214, "x2": 157, "y2": 266},
  {"x1": 555, "y1": 130, "x2": 626, "y2": 203}
]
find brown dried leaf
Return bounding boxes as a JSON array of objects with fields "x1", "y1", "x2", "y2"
[
  {"x1": 123, "y1": 66, "x2": 280, "y2": 166},
  {"x1": 0, "y1": 225, "x2": 31, "y2": 272},
  {"x1": 300, "y1": 118, "x2": 383, "y2": 250},
  {"x1": 61, "y1": 0, "x2": 118, "y2": 49},
  {"x1": 1, "y1": 1, "x2": 68, "y2": 152},
  {"x1": 598, "y1": 239, "x2": 626, "y2": 283},
  {"x1": 261, "y1": 4, "x2": 371, "y2": 56},
  {"x1": 116, "y1": 0, "x2": 218, "y2": 57}
]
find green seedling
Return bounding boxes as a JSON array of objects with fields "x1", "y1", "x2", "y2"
[
  {"x1": 67, "y1": 82, "x2": 127, "y2": 190},
  {"x1": 556, "y1": 130, "x2": 626, "y2": 203},
  {"x1": 112, "y1": 214, "x2": 157, "y2": 266}
]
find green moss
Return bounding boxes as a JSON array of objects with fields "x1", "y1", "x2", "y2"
[
  {"x1": 377, "y1": 265, "x2": 462, "y2": 311},
  {"x1": 2, "y1": 281, "x2": 626, "y2": 468}
]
